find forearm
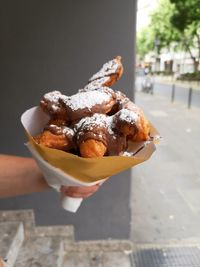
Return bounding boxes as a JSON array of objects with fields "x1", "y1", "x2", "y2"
[{"x1": 0, "y1": 154, "x2": 50, "y2": 198}]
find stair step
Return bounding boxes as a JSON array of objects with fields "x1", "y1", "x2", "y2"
[
  {"x1": 0, "y1": 210, "x2": 35, "y2": 237},
  {"x1": 15, "y1": 236, "x2": 64, "y2": 267},
  {"x1": 0, "y1": 222, "x2": 24, "y2": 267},
  {"x1": 62, "y1": 240, "x2": 133, "y2": 267},
  {"x1": 34, "y1": 225, "x2": 74, "y2": 242}
]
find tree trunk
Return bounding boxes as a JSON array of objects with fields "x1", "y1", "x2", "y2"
[
  {"x1": 194, "y1": 33, "x2": 200, "y2": 72},
  {"x1": 193, "y1": 58, "x2": 199, "y2": 72},
  {"x1": 183, "y1": 39, "x2": 198, "y2": 72}
]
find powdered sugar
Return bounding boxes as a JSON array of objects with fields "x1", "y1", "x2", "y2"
[
  {"x1": 61, "y1": 90, "x2": 112, "y2": 111},
  {"x1": 62, "y1": 127, "x2": 74, "y2": 136},
  {"x1": 83, "y1": 77, "x2": 110, "y2": 91},
  {"x1": 106, "y1": 116, "x2": 115, "y2": 135},
  {"x1": 89, "y1": 58, "x2": 120, "y2": 82},
  {"x1": 51, "y1": 104, "x2": 59, "y2": 112},
  {"x1": 75, "y1": 114, "x2": 108, "y2": 131},
  {"x1": 48, "y1": 124, "x2": 74, "y2": 137},
  {"x1": 118, "y1": 109, "x2": 139, "y2": 123},
  {"x1": 75, "y1": 113, "x2": 115, "y2": 136},
  {"x1": 121, "y1": 151, "x2": 133, "y2": 157},
  {"x1": 44, "y1": 91, "x2": 63, "y2": 103},
  {"x1": 43, "y1": 91, "x2": 66, "y2": 112}
]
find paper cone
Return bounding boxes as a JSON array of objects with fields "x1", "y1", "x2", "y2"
[
  {"x1": 21, "y1": 106, "x2": 160, "y2": 212},
  {"x1": 26, "y1": 141, "x2": 106, "y2": 212}
]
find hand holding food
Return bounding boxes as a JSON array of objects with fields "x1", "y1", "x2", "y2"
[{"x1": 21, "y1": 56, "x2": 158, "y2": 212}]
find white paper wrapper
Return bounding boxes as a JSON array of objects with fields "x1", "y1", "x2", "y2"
[
  {"x1": 21, "y1": 106, "x2": 159, "y2": 212},
  {"x1": 26, "y1": 142, "x2": 106, "y2": 212}
]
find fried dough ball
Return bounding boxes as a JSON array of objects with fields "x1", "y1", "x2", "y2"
[
  {"x1": 40, "y1": 91, "x2": 68, "y2": 120},
  {"x1": 79, "y1": 139, "x2": 107, "y2": 158},
  {"x1": 113, "y1": 107, "x2": 150, "y2": 142},
  {"x1": 133, "y1": 114, "x2": 151, "y2": 141},
  {"x1": 74, "y1": 114, "x2": 109, "y2": 157},
  {"x1": 107, "y1": 90, "x2": 128, "y2": 115},
  {"x1": 82, "y1": 77, "x2": 111, "y2": 92},
  {"x1": 104, "y1": 56, "x2": 124, "y2": 86},
  {"x1": 48, "y1": 118, "x2": 67, "y2": 126},
  {"x1": 35, "y1": 125, "x2": 75, "y2": 151},
  {"x1": 122, "y1": 102, "x2": 150, "y2": 141},
  {"x1": 59, "y1": 87, "x2": 116, "y2": 121},
  {"x1": 74, "y1": 113, "x2": 127, "y2": 157},
  {"x1": 88, "y1": 56, "x2": 124, "y2": 87},
  {"x1": 35, "y1": 130, "x2": 68, "y2": 150}
]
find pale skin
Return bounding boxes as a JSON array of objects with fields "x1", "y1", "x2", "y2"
[{"x1": 0, "y1": 154, "x2": 100, "y2": 199}]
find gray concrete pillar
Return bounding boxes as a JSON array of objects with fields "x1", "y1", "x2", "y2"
[{"x1": 0, "y1": 0, "x2": 137, "y2": 240}]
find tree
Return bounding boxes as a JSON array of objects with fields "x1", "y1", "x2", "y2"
[
  {"x1": 136, "y1": 28, "x2": 155, "y2": 59},
  {"x1": 170, "y1": 0, "x2": 200, "y2": 71},
  {"x1": 137, "y1": 0, "x2": 180, "y2": 60},
  {"x1": 137, "y1": 0, "x2": 200, "y2": 72},
  {"x1": 150, "y1": 0, "x2": 180, "y2": 52}
]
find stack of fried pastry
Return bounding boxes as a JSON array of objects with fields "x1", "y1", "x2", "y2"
[{"x1": 35, "y1": 56, "x2": 151, "y2": 158}]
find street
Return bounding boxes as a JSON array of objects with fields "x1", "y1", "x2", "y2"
[
  {"x1": 154, "y1": 82, "x2": 200, "y2": 108},
  {"x1": 131, "y1": 90, "x2": 200, "y2": 243},
  {"x1": 136, "y1": 76, "x2": 200, "y2": 108}
]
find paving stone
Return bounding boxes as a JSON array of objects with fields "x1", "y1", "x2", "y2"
[
  {"x1": 0, "y1": 210, "x2": 35, "y2": 237},
  {"x1": 0, "y1": 222, "x2": 24, "y2": 267},
  {"x1": 62, "y1": 251, "x2": 91, "y2": 267},
  {"x1": 63, "y1": 250, "x2": 132, "y2": 267},
  {"x1": 64, "y1": 240, "x2": 133, "y2": 252},
  {"x1": 34, "y1": 225, "x2": 74, "y2": 242},
  {"x1": 15, "y1": 236, "x2": 64, "y2": 267},
  {"x1": 102, "y1": 251, "x2": 132, "y2": 267},
  {"x1": 62, "y1": 240, "x2": 133, "y2": 267}
]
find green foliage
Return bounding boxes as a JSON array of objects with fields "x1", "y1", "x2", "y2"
[
  {"x1": 136, "y1": 28, "x2": 154, "y2": 59},
  {"x1": 150, "y1": 0, "x2": 180, "y2": 50},
  {"x1": 137, "y1": 0, "x2": 200, "y2": 71},
  {"x1": 170, "y1": 0, "x2": 200, "y2": 32},
  {"x1": 177, "y1": 71, "x2": 200, "y2": 81},
  {"x1": 169, "y1": 0, "x2": 200, "y2": 70},
  {"x1": 137, "y1": 0, "x2": 180, "y2": 58}
]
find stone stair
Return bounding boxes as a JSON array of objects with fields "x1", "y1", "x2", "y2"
[
  {"x1": 0, "y1": 221, "x2": 24, "y2": 267},
  {"x1": 0, "y1": 210, "x2": 133, "y2": 267},
  {"x1": 15, "y1": 236, "x2": 64, "y2": 267},
  {"x1": 63, "y1": 240, "x2": 133, "y2": 267}
]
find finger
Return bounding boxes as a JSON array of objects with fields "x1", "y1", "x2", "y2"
[
  {"x1": 60, "y1": 184, "x2": 100, "y2": 198},
  {"x1": 68, "y1": 185, "x2": 100, "y2": 197},
  {"x1": 62, "y1": 189, "x2": 97, "y2": 198},
  {"x1": 60, "y1": 184, "x2": 100, "y2": 194},
  {"x1": 64, "y1": 191, "x2": 96, "y2": 198}
]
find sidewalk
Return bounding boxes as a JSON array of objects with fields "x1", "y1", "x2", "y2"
[
  {"x1": 155, "y1": 75, "x2": 200, "y2": 91},
  {"x1": 130, "y1": 91, "x2": 200, "y2": 244}
]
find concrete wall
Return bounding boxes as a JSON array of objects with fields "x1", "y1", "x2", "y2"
[{"x1": 0, "y1": 0, "x2": 136, "y2": 240}]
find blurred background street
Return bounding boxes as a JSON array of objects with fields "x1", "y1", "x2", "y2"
[
  {"x1": 131, "y1": 83, "x2": 200, "y2": 244},
  {"x1": 134, "y1": 0, "x2": 200, "y2": 247}
]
